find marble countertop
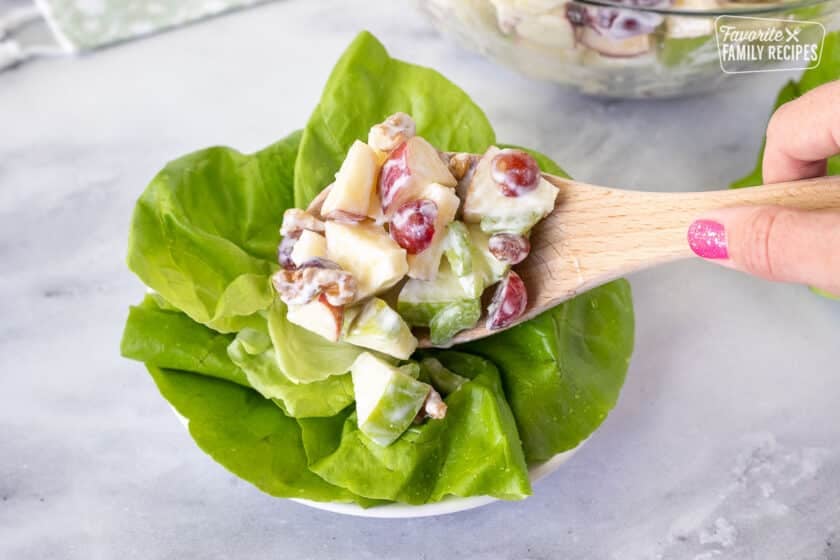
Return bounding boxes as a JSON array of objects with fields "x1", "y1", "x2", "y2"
[{"x1": 2, "y1": 1, "x2": 839, "y2": 558}]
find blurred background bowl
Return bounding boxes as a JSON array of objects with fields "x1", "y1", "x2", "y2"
[{"x1": 416, "y1": 0, "x2": 840, "y2": 98}]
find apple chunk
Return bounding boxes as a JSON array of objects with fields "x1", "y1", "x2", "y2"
[
  {"x1": 325, "y1": 221, "x2": 408, "y2": 300},
  {"x1": 290, "y1": 230, "x2": 327, "y2": 267},
  {"x1": 406, "y1": 183, "x2": 460, "y2": 280},
  {"x1": 321, "y1": 140, "x2": 379, "y2": 219},
  {"x1": 666, "y1": 0, "x2": 717, "y2": 39},
  {"x1": 351, "y1": 352, "x2": 432, "y2": 447},
  {"x1": 378, "y1": 136, "x2": 456, "y2": 216},
  {"x1": 286, "y1": 294, "x2": 344, "y2": 342},
  {"x1": 580, "y1": 28, "x2": 652, "y2": 58},
  {"x1": 463, "y1": 146, "x2": 559, "y2": 234},
  {"x1": 515, "y1": 14, "x2": 576, "y2": 49}
]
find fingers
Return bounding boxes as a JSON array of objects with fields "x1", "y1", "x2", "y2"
[
  {"x1": 687, "y1": 206, "x2": 840, "y2": 295},
  {"x1": 762, "y1": 80, "x2": 840, "y2": 184}
]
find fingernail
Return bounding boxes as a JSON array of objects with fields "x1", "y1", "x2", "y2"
[{"x1": 688, "y1": 219, "x2": 729, "y2": 259}]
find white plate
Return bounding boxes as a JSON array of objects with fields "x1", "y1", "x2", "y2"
[{"x1": 172, "y1": 407, "x2": 583, "y2": 518}]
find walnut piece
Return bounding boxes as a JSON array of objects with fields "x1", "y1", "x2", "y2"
[
  {"x1": 368, "y1": 112, "x2": 416, "y2": 153},
  {"x1": 271, "y1": 258, "x2": 357, "y2": 306},
  {"x1": 444, "y1": 152, "x2": 480, "y2": 201},
  {"x1": 447, "y1": 152, "x2": 478, "y2": 181},
  {"x1": 423, "y1": 388, "x2": 447, "y2": 419},
  {"x1": 414, "y1": 388, "x2": 447, "y2": 424}
]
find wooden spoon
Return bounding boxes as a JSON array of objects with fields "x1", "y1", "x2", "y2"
[{"x1": 308, "y1": 174, "x2": 840, "y2": 347}]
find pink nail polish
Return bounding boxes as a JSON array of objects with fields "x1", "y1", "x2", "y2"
[{"x1": 687, "y1": 219, "x2": 729, "y2": 259}]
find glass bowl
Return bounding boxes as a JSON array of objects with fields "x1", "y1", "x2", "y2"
[{"x1": 417, "y1": 0, "x2": 840, "y2": 97}]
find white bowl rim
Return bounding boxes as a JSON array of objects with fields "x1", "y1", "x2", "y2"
[{"x1": 171, "y1": 406, "x2": 584, "y2": 518}]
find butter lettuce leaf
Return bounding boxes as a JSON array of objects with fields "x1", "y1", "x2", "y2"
[
  {"x1": 146, "y1": 366, "x2": 378, "y2": 506},
  {"x1": 469, "y1": 147, "x2": 634, "y2": 463},
  {"x1": 300, "y1": 352, "x2": 531, "y2": 503},
  {"x1": 122, "y1": 297, "x2": 356, "y2": 418},
  {"x1": 267, "y1": 302, "x2": 365, "y2": 383},
  {"x1": 127, "y1": 131, "x2": 302, "y2": 332},
  {"x1": 228, "y1": 328, "x2": 355, "y2": 418},
  {"x1": 464, "y1": 279, "x2": 635, "y2": 463},
  {"x1": 121, "y1": 296, "x2": 247, "y2": 387}
]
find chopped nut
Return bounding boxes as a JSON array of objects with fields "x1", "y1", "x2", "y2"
[
  {"x1": 271, "y1": 258, "x2": 357, "y2": 306},
  {"x1": 447, "y1": 152, "x2": 478, "y2": 181},
  {"x1": 423, "y1": 388, "x2": 447, "y2": 419},
  {"x1": 444, "y1": 152, "x2": 479, "y2": 201},
  {"x1": 281, "y1": 209, "x2": 325, "y2": 236},
  {"x1": 414, "y1": 388, "x2": 447, "y2": 424},
  {"x1": 368, "y1": 112, "x2": 416, "y2": 153},
  {"x1": 277, "y1": 230, "x2": 302, "y2": 270}
]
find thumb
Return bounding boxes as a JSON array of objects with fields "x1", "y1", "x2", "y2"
[{"x1": 687, "y1": 206, "x2": 840, "y2": 295}]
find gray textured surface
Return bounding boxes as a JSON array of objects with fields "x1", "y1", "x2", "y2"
[{"x1": 1, "y1": 1, "x2": 838, "y2": 558}]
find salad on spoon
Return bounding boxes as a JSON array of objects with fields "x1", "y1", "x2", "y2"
[{"x1": 274, "y1": 112, "x2": 559, "y2": 356}]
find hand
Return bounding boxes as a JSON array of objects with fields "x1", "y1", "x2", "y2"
[{"x1": 687, "y1": 80, "x2": 840, "y2": 296}]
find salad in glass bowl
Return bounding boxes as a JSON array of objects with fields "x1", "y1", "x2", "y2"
[
  {"x1": 417, "y1": 0, "x2": 840, "y2": 97},
  {"x1": 120, "y1": 32, "x2": 635, "y2": 514}
]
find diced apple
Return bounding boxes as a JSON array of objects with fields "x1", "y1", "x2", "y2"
[
  {"x1": 515, "y1": 14, "x2": 576, "y2": 49},
  {"x1": 290, "y1": 230, "x2": 327, "y2": 267},
  {"x1": 378, "y1": 136, "x2": 457, "y2": 216},
  {"x1": 463, "y1": 147, "x2": 559, "y2": 235},
  {"x1": 321, "y1": 140, "x2": 378, "y2": 219},
  {"x1": 367, "y1": 178, "x2": 387, "y2": 224},
  {"x1": 325, "y1": 221, "x2": 408, "y2": 300},
  {"x1": 489, "y1": 0, "x2": 561, "y2": 18},
  {"x1": 343, "y1": 298, "x2": 418, "y2": 360},
  {"x1": 406, "y1": 183, "x2": 460, "y2": 280},
  {"x1": 666, "y1": 17, "x2": 714, "y2": 40},
  {"x1": 355, "y1": 150, "x2": 387, "y2": 225},
  {"x1": 581, "y1": 46, "x2": 657, "y2": 69},
  {"x1": 286, "y1": 294, "x2": 344, "y2": 342},
  {"x1": 580, "y1": 28, "x2": 653, "y2": 58},
  {"x1": 666, "y1": 0, "x2": 717, "y2": 39},
  {"x1": 351, "y1": 352, "x2": 432, "y2": 447}
]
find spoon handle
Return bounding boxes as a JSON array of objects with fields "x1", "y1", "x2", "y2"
[
  {"x1": 534, "y1": 175, "x2": 840, "y2": 297},
  {"x1": 640, "y1": 175, "x2": 840, "y2": 259},
  {"x1": 663, "y1": 175, "x2": 840, "y2": 214}
]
